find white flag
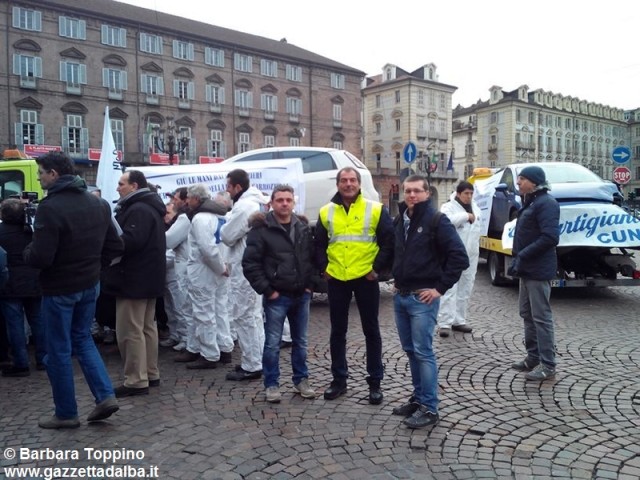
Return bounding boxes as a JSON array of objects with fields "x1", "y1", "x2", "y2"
[{"x1": 96, "y1": 106, "x2": 122, "y2": 210}]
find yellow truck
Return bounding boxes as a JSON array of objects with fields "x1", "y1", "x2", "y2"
[{"x1": 0, "y1": 149, "x2": 44, "y2": 201}]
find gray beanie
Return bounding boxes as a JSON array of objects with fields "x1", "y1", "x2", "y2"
[{"x1": 518, "y1": 166, "x2": 546, "y2": 186}]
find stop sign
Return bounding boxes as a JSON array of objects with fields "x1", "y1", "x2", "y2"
[{"x1": 613, "y1": 166, "x2": 631, "y2": 185}]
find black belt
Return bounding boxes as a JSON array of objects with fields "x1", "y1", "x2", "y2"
[{"x1": 396, "y1": 289, "x2": 423, "y2": 297}]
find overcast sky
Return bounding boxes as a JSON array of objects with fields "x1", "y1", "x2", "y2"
[{"x1": 118, "y1": 0, "x2": 639, "y2": 110}]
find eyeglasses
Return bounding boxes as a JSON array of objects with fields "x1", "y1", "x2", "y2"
[{"x1": 403, "y1": 189, "x2": 426, "y2": 195}]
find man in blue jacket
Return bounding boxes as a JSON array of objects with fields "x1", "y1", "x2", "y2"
[
  {"x1": 391, "y1": 175, "x2": 469, "y2": 429},
  {"x1": 509, "y1": 166, "x2": 560, "y2": 381}
]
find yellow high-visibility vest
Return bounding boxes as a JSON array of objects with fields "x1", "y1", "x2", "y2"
[{"x1": 319, "y1": 195, "x2": 382, "y2": 281}]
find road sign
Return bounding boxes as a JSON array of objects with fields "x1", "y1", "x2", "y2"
[
  {"x1": 612, "y1": 146, "x2": 631, "y2": 164},
  {"x1": 403, "y1": 141, "x2": 418, "y2": 163},
  {"x1": 613, "y1": 166, "x2": 631, "y2": 184}
]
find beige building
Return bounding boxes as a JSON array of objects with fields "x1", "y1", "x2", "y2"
[
  {"x1": 624, "y1": 109, "x2": 640, "y2": 201},
  {"x1": 453, "y1": 85, "x2": 629, "y2": 186},
  {"x1": 1, "y1": 0, "x2": 364, "y2": 179},
  {"x1": 362, "y1": 63, "x2": 459, "y2": 210}
]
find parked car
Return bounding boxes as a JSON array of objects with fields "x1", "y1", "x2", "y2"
[
  {"x1": 485, "y1": 162, "x2": 623, "y2": 237},
  {"x1": 221, "y1": 147, "x2": 379, "y2": 224}
]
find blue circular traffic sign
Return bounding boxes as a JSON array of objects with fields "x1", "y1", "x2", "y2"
[
  {"x1": 403, "y1": 142, "x2": 418, "y2": 163},
  {"x1": 612, "y1": 146, "x2": 631, "y2": 164}
]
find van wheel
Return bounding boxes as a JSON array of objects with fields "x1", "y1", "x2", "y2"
[{"x1": 488, "y1": 252, "x2": 508, "y2": 286}]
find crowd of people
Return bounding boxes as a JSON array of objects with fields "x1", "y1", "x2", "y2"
[{"x1": 0, "y1": 152, "x2": 559, "y2": 431}]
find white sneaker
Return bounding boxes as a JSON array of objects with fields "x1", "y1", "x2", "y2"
[
  {"x1": 265, "y1": 386, "x2": 281, "y2": 403},
  {"x1": 172, "y1": 341, "x2": 186, "y2": 351},
  {"x1": 294, "y1": 378, "x2": 316, "y2": 399}
]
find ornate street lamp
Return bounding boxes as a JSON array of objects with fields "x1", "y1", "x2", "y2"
[{"x1": 153, "y1": 116, "x2": 189, "y2": 165}]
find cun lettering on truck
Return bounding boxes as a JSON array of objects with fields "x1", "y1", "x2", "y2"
[{"x1": 470, "y1": 163, "x2": 640, "y2": 287}]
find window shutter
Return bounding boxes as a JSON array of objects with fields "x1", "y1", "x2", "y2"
[
  {"x1": 119, "y1": 28, "x2": 127, "y2": 48},
  {"x1": 172, "y1": 39, "x2": 178, "y2": 58},
  {"x1": 101, "y1": 25, "x2": 108, "y2": 44},
  {"x1": 12, "y1": 7, "x2": 19, "y2": 28},
  {"x1": 34, "y1": 57, "x2": 42, "y2": 77},
  {"x1": 205, "y1": 84, "x2": 212, "y2": 102},
  {"x1": 60, "y1": 61, "x2": 67, "y2": 81},
  {"x1": 173, "y1": 79, "x2": 179, "y2": 97},
  {"x1": 61, "y1": 126, "x2": 69, "y2": 149},
  {"x1": 80, "y1": 128, "x2": 89, "y2": 151},
  {"x1": 34, "y1": 11, "x2": 42, "y2": 31},
  {"x1": 140, "y1": 74, "x2": 147, "y2": 93},
  {"x1": 102, "y1": 68, "x2": 109, "y2": 87},
  {"x1": 248, "y1": 92, "x2": 253, "y2": 108},
  {"x1": 79, "y1": 64, "x2": 87, "y2": 84},
  {"x1": 79, "y1": 20, "x2": 86, "y2": 40},
  {"x1": 157, "y1": 78, "x2": 164, "y2": 95},
  {"x1": 12, "y1": 54, "x2": 20, "y2": 75},
  {"x1": 219, "y1": 87, "x2": 225, "y2": 104},
  {"x1": 188, "y1": 44, "x2": 194, "y2": 61},
  {"x1": 205, "y1": 47, "x2": 212, "y2": 65},
  {"x1": 14, "y1": 123, "x2": 22, "y2": 146},
  {"x1": 261, "y1": 94, "x2": 266, "y2": 110},
  {"x1": 156, "y1": 36, "x2": 163, "y2": 55},
  {"x1": 35, "y1": 124, "x2": 44, "y2": 144},
  {"x1": 139, "y1": 33, "x2": 146, "y2": 51},
  {"x1": 121, "y1": 71, "x2": 128, "y2": 90},
  {"x1": 187, "y1": 82, "x2": 194, "y2": 100},
  {"x1": 59, "y1": 17, "x2": 65, "y2": 36}
]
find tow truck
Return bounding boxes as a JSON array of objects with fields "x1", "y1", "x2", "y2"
[
  {"x1": 0, "y1": 148, "x2": 44, "y2": 200},
  {"x1": 469, "y1": 166, "x2": 640, "y2": 288}
]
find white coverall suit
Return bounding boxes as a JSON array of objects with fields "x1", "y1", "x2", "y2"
[
  {"x1": 221, "y1": 186, "x2": 268, "y2": 373},
  {"x1": 164, "y1": 213, "x2": 190, "y2": 345},
  {"x1": 438, "y1": 192, "x2": 482, "y2": 329},
  {"x1": 185, "y1": 208, "x2": 233, "y2": 361}
]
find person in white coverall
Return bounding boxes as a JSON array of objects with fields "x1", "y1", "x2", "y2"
[
  {"x1": 437, "y1": 181, "x2": 481, "y2": 338},
  {"x1": 222, "y1": 169, "x2": 269, "y2": 381},
  {"x1": 177, "y1": 184, "x2": 234, "y2": 369},
  {"x1": 161, "y1": 189, "x2": 191, "y2": 352}
]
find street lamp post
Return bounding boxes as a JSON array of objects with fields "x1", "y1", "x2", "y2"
[{"x1": 153, "y1": 116, "x2": 189, "y2": 165}]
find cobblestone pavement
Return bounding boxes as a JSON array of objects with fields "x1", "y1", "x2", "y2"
[{"x1": 2, "y1": 263, "x2": 640, "y2": 479}]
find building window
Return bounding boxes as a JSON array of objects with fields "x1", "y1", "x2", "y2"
[
  {"x1": 333, "y1": 104, "x2": 342, "y2": 127},
  {"x1": 205, "y1": 47, "x2": 224, "y2": 67},
  {"x1": 60, "y1": 61, "x2": 87, "y2": 93},
  {"x1": 418, "y1": 90, "x2": 424, "y2": 106},
  {"x1": 330, "y1": 73, "x2": 345, "y2": 89},
  {"x1": 285, "y1": 64, "x2": 301, "y2": 82},
  {"x1": 59, "y1": 16, "x2": 86, "y2": 40},
  {"x1": 101, "y1": 25, "x2": 127, "y2": 47},
  {"x1": 173, "y1": 80, "x2": 194, "y2": 101},
  {"x1": 12, "y1": 6, "x2": 42, "y2": 31},
  {"x1": 375, "y1": 95, "x2": 381, "y2": 108},
  {"x1": 238, "y1": 132, "x2": 251, "y2": 153},
  {"x1": 375, "y1": 122, "x2": 381, "y2": 135},
  {"x1": 141, "y1": 74, "x2": 164, "y2": 101},
  {"x1": 15, "y1": 110, "x2": 43, "y2": 146},
  {"x1": 516, "y1": 109, "x2": 521, "y2": 123},
  {"x1": 395, "y1": 151, "x2": 401, "y2": 175},
  {"x1": 289, "y1": 137, "x2": 300, "y2": 147},
  {"x1": 261, "y1": 94, "x2": 278, "y2": 119},
  {"x1": 140, "y1": 33, "x2": 163, "y2": 54},
  {"x1": 234, "y1": 53, "x2": 253, "y2": 72},
  {"x1": 395, "y1": 119, "x2": 401, "y2": 132},
  {"x1": 490, "y1": 112, "x2": 498, "y2": 124},
  {"x1": 102, "y1": 68, "x2": 128, "y2": 99},
  {"x1": 235, "y1": 90, "x2": 253, "y2": 115},
  {"x1": 208, "y1": 129, "x2": 224, "y2": 157},
  {"x1": 395, "y1": 90, "x2": 400, "y2": 103},
  {"x1": 333, "y1": 140, "x2": 343, "y2": 149},
  {"x1": 261, "y1": 59, "x2": 278, "y2": 77},
  {"x1": 439, "y1": 94, "x2": 445, "y2": 109},
  {"x1": 206, "y1": 84, "x2": 225, "y2": 106},
  {"x1": 63, "y1": 114, "x2": 87, "y2": 155},
  {"x1": 13, "y1": 54, "x2": 43, "y2": 88},
  {"x1": 173, "y1": 40, "x2": 194, "y2": 61},
  {"x1": 286, "y1": 97, "x2": 301, "y2": 119},
  {"x1": 438, "y1": 119, "x2": 446, "y2": 134},
  {"x1": 429, "y1": 91, "x2": 435, "y2": 107},
  {"x1": 264, "y1": 135, "x2": 275, "y2": 147},
  {"x1": 528, "y1": 111, "x2": 535, "y2": 124}
]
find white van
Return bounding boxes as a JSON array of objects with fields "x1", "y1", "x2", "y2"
[{"x1": 222, "y1": 147, "x2": 379, "y2": 223}]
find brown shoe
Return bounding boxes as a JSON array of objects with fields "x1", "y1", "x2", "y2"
[{"x1": 174, "y1": 350, "x2": 200, "y2": 363}]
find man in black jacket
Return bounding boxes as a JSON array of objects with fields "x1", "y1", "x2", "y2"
[
  {"x1": 242, "y1": 185, "x2": 316, "y2": 403},
  {"x1": 24, "y1": 152, "x2": 124, "y2": 429},
  {"x1": 103, "y1": 170, "x2": 166, "y2": 397},
  {"x1": 391, "y1": 175, "x2": 469, "y2": 429}
]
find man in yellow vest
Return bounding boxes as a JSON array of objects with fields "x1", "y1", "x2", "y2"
[{"x1": 315, "y1": 167, "x2": 394, "y2": 404}]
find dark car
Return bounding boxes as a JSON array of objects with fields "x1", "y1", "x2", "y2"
[{"x1": 485, "y1": 162, "x2": 623, "y2": 237}]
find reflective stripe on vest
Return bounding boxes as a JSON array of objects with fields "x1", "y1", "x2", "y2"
[{"x1": 326, "y1": 201, "x2": 376, "y2": 244}]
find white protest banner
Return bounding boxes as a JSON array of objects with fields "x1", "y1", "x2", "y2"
[
  {"x1": 501, "y1": 203, "x2": 640, "y2": 250},
  {"x1": 473, "y1": 174, "x2": 503, "y2": 237},
  {"x1": 134, "y1": 158, "x2": 306, "y2": 215}
]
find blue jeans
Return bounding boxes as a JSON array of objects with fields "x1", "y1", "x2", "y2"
[
  {"x1": 519, "y1": 278, "x2": 556, "y2": 369},
  {"x1": 263, "y1": 292, "x2": 311, "y2": 388},
  {"x1": 42, "y1": 283, "x2": 115, "y2": 419},
  {"x1": 394, "y1": 293, "x2": 440, "y2": 412},
  {"x1": 0, "y1": 297, "x2": 45, "y2": 368},
  {"x1": 327, "y1": 277, "x2": 383, "y2": 384}
]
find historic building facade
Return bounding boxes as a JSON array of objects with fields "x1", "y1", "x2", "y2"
[
  {"x1": 452, "y1": 85, "x2": 629, "y2": 186},
  {"x1": 1, "y1": 0, "x2": 364, "y2": 173},
  {"x1": 361, "y1": 63, "x2": 459, "y2": 210}
]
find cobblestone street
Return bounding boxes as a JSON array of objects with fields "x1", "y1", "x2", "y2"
[{"x1": 2, "y1": 262, "x2": 640, "y2": 479}]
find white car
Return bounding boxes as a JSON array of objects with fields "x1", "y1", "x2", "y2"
[{"x1": 221, "y1": 147, "x2": 379, "y2": 224}]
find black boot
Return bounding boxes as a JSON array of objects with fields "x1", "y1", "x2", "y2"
[{"x1": 367, "y1": 377, "x2": 383, "y2": 405}]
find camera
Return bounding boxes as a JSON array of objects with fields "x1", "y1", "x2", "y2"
[{"x1": 20, "y1": 191, "x2": 39, "y2": 231}]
